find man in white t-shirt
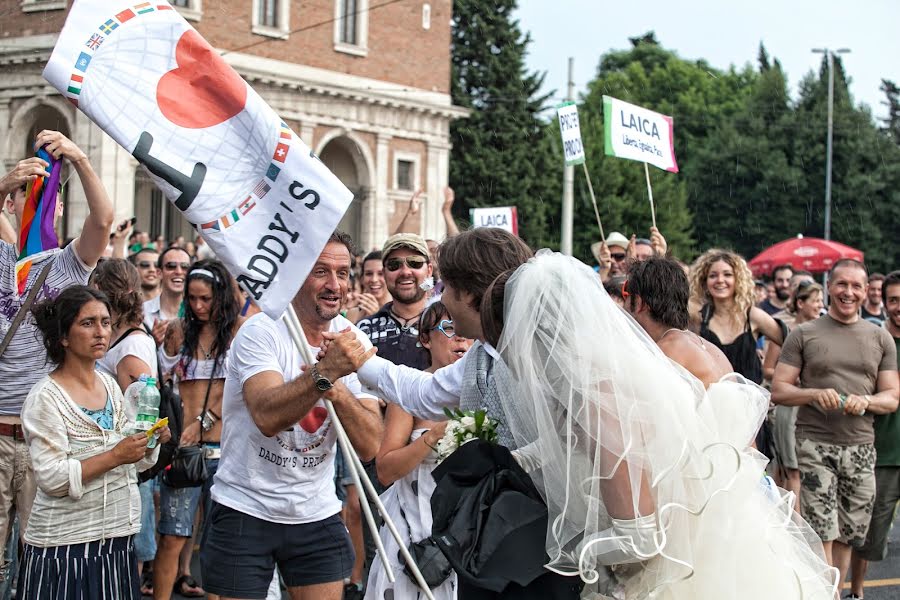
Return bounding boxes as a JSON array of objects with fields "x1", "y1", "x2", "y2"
[{"x1": 201, "y1": 231, "x2": 382, "y2": 600}]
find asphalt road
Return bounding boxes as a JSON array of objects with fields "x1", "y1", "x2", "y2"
[
  {"x1": 171, "y1": 521, "x2": 900, "y2": 599},
  {"x1": 848, "y1": 517, "x2": 900, "y2": 600}
]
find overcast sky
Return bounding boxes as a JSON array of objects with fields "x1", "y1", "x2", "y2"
[{"x1": 515, "y1": 0, "x2": 899, "y2": 121}]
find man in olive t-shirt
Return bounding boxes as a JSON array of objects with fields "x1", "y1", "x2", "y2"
[
  {"x1": 848, "y1": 271, "x2": 900, "y2": 599},
  {"x1": 772, "y1": 260, "x2": 900, "y2": 588}
]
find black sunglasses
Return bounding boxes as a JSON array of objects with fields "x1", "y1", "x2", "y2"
[
  {"x1": 137, "y1": 261, "x2": 155, "y2": 269},
  {"x1": 163, "y1": 261, "x2": 190, "y2": 271},
  {"x1": 611, "y1": 253, "x2": 627, "y2": 262},
  {"x1": 385, "y1": 256, "x2": 428, "y2": 272}
]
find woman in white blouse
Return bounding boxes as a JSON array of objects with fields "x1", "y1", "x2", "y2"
[{"x1": 20, "y1": 285, "x2": 169, "y2": 600}]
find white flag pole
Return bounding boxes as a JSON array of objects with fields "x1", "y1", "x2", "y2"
[
  {"x1": 581, "y1": 162, "x2": 605, "y2": 242},
  {"x1": 282, "y1": 306, "x2": 437, "y2": 600},
  {"x1": 644, "y1": 162, "x2": 657, "y2": 229}
]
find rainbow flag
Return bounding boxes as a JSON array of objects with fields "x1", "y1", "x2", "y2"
[{"x1": 15, "y1": 148, "x2": 62, "y2": 296}]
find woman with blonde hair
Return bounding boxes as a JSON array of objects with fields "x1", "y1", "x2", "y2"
[{"x1": 688, "y1": 249, "x2": 785, "y2": 384}]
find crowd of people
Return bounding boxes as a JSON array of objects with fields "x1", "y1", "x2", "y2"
[{"x1": 0, "y1": 130, "x2": 898, "y2": 600}]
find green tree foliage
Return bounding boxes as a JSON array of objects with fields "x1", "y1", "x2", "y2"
[
  {"x1": 792, "y1": 60, "x2": 900, "y2": 272},
  {"x1": 880, "y1": 79, "x2": 900, "y2": 145},
  {"x1": 688, "y1": 44, "x2": 807, "y2": 257},
  {"x1": 570, "y1": 33, "x2": 753, "y2": 261},
  {"x1": 449, "y1": 23, "x2": 900, "y2": 270},
  {"x1": 448, "y1": 0, "x2": 559, "y2": 247}
]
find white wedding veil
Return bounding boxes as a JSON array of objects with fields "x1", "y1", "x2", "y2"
[{"x1": 495, "y1": 250, "x2": 837, "y2": 599}]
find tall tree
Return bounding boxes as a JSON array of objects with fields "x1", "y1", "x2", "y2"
[
  {"x1": 570, "y1": 32, "x2": 754, "y2": 261},
  {"x1": 880, "y1": 79, "x2": 900, "y2": 144},
  {"x1": 688, "y1": 47, "x2": 807, "y2": 257},
  {"x1": 448, "y1": 0, "x2": 558, "y2": 247},
  {"x1": 793, "y1": 57, "x2": 899, "y2": 271}
]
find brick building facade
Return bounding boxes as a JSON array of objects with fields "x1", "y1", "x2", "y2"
[{"x1": 0, "y1": 0, "x2": 465, "y2": 249}]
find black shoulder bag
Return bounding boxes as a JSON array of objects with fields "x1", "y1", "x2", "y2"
[{"x1": 162, "y1": 372, "x2": 213, "y2": 488}]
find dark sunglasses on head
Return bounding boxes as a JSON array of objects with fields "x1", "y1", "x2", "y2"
[
  {"x1": 137, "y1": 261, "x2": 155, "y2": 269},
  {"x1": 385, "y1": 256, "x2": 428, "y2": 272},
  {"x1": 796, "y1": 279, "x2": 814, "y2": 290},
  {"x1": 163, "y1": 261, "x2": 190, "y2": 271}
]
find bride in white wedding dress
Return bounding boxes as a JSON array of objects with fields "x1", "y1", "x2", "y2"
[{"x1": 480, "y1": 250, "x2": 837, "y2": 599}]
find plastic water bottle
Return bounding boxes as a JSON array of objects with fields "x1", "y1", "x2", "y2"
[
  {"x1": 123, "y1": 375, "x2": 148, "y2": 428},
  {"x1": 135, "y1": 377, "x2": 161, "y2": 448}
]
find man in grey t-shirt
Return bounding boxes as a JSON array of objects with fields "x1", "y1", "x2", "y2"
[
  {"x1": 772, "y1": 259, "x2": 900, "y2": 588},
  {"x1": 0, "y1": 131, "x2": 113, "y2": 581}
]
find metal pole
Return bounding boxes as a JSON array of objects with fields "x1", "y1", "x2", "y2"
[
  {"x1": 824, "y1": 51, "x2": 834, "y2": 241},
  {"x1": 561, "y1": 57, "x2": 575, "y2": 255}
]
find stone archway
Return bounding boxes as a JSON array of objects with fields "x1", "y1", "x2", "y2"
[{"x1": 316, "y1": 131, "x2": 375, "y2": 251}]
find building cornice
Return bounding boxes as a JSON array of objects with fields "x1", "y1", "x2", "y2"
[{"x1": 0, "y1": 34, "x2": 470, "y2": 121}]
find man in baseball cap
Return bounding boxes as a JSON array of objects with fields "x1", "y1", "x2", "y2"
[{"x1": 355, "y1": 233, "x2": 433, "y2": 370}]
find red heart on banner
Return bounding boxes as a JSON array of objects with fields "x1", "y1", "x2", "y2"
[
  {"x1": 157, "y1": 29, "x2": 247, "y2": 129},
  {"x1": 298, "y1": 407, "x2": 328, "y2": 433}
]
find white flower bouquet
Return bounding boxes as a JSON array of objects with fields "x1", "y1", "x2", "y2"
[{"x1": 435, "y1": 408, "x2": 499, "y2": 462}]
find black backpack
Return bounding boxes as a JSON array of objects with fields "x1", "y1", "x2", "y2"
[{"x1": 109, "y1": 327, "x2": 183, "y2": 483}]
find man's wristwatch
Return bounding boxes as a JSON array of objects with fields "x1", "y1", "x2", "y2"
[{"x1": 310, "y1": 364, "x2": 334, "y2": 392}]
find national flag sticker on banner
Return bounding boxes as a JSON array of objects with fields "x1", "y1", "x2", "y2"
[
  {"x1": 603, "y1": 95, "x2": 678, "y2": 173},
  {"x1": 43, "y1": 0, "x2": 354, "y2": 318}
]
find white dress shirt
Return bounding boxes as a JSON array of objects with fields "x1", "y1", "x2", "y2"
[{"x1": 357, "y1": 342, "x2": 501, "y2": 421}]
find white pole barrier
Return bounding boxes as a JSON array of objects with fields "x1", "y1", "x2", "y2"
[{"x1": 283, "y1": 306, "x2": 437, "y2": 599}]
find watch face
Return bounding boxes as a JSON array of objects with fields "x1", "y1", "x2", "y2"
[{"x1": 316, "y1": 379, "x2": 332, "y2": 392}]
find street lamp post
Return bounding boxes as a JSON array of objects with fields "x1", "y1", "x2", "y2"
[{"x1": 811, "y1": 47, "x2": 850, "y2": 241}]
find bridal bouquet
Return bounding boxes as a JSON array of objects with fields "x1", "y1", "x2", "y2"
[{"x1": 435, "y1": 408, "x2": 499, "y2": 462}]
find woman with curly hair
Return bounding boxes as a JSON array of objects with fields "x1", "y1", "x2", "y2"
[
  {"x1": 91, "y1": 259, "x2": 157, "y2": 389},
  {"x1": 156, "y1": 258, "x2": 244, "y2": 599},
  {"x1": 688, "y1": 249, "x2": 785, "y2": 385},
  {"x1": 89, "y1": 259, "x2": 159, "y2": 591}
]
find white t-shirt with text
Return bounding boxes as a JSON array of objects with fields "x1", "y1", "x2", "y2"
[{"x1": 211, "y1": 313, "x2": 375, "y2": 524}]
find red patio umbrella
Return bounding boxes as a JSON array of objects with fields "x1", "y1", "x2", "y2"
[{"x1": 748, "y1": 235, "x2": 864, "y2": 277}]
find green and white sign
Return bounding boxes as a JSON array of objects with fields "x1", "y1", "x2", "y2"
[
  {"x1": 556, "y1": 101, "x2": 585, "y2": 166},
  {"x1": 603, "y1": 96, "x2": 678, "y2": 173}
]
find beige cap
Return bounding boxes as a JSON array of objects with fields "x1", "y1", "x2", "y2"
[{"x1": 382, "y1": 233, "x2": 430, "y2": 260}]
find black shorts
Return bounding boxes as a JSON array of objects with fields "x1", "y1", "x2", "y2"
[{"x1": 200, "y1": 502, "x2": 354, "y2": 598}]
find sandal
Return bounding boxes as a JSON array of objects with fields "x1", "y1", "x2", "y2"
[
  {"x1": 140, "y1": 570, "x2": 153, "y2": 596},
  {"x1": 173, "y1": 574, "x2": 205, "y2": 598}
]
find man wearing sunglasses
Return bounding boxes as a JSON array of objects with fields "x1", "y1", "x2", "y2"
[
  {"x1": 356, "y1": 233, "x2": 433, "y2": 371},
  {"x1": 143, "y1": 245, "x2": 190, "y2": 345},
  {"x1": 129, "y1": 246, "x2": 161, "y2": 302}
]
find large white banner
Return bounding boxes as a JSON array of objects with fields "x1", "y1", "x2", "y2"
[
  {"x1": 43, "y1": 0, "x2": 353, "y2": 318},
  {"x1": 603, "y1": 95, "x2": 678, "y2": 173},
  {"x1": 556, "y1": 102, "x2": 585, "y2": 166}
]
